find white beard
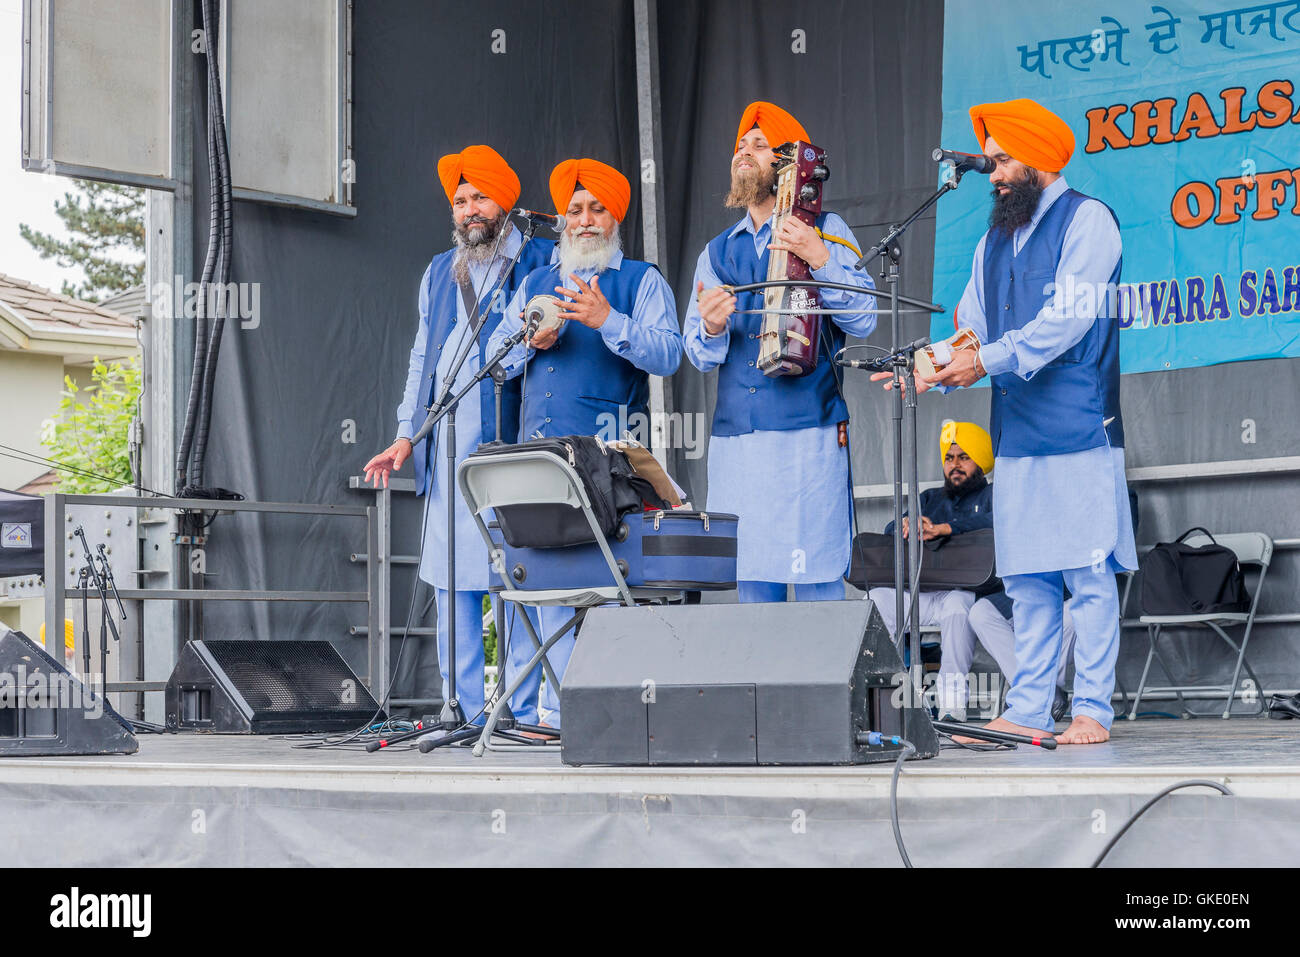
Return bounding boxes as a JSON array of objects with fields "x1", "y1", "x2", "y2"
[{"x1": 558, "y1": 226, "x2": 621, "y2": 278}]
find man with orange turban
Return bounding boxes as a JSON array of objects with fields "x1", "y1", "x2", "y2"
[
  {"x1": 685, "y1": 101, "x2": 877, "y2": 605},
  {"x1": 364, "y1": 144, "x2": 556, "y2": 729},
  {"x1": 873, "y1": 97, "x2": 1136, "y2": 745},
  {"x1": 489, "y1": 157, "x2": 682, "y2": 725}
]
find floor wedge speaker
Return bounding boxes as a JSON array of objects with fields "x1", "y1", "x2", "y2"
[
  {"x1": 0, "y1": 629, "x2": 137, "y2": 756},
  {"x1": 561, "y1": 600, "x2": 938, "y2": 766},
  {"x1": 165, "y1": 639, "x2": 383, "y2": 733}
]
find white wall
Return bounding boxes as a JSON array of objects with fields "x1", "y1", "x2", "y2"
[{"x1": 0, "y1": 351, "x2": 67, "y2": 489}]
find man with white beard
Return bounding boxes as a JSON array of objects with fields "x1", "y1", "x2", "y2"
[
  {"x1": 364, "y1": 145, "x2": 555, "y2": 727},
  {"x1": 490, "y1": 157, "x2": 683, "y2": 726}
]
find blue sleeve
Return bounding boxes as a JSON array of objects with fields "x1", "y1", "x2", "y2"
[
  {"x1": 978, "y1": 200, "x2": 1123, "y2": 379},
  {"x1": 683, "y1": 244, "x2": 732, "y2": 373},
  {"x1": 597, "y1": 268, "x2": 683, "y2": 376},
  {"x1": 810, "y1": 213, "x2": 877, "y2": 338},
  {"x1": 487, "y1": 273, "x2": 536, "y2": 381},
  {"x1": 395, "y1": 263, "x2": 433, "y2": 441}
]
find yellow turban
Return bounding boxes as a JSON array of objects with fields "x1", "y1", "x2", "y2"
[
  {"x1": 940, "y1": 421, "x2": 994, "y2": 475},
  {"x1": 549, "y1": 158, "x2": 631, "y2": 222},
  {"x1": 734, "y1": 101, "x2": 810, "y2": 152},
  {"x1": 436, "y1": 145, "x2": 521, "y2": 212},
  {"x1": 969, "y1": 98, "x2": 1075, "y2": 173}
]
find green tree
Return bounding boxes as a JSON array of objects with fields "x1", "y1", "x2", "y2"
[
  {"x1": 19, "y1": 180, "x2": 145, "y2": 303},
  {"x1": 41, "y1": 358, "x2": 142, "y2": 494}
]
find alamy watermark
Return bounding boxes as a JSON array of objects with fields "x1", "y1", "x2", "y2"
[{"x1": 150, "y1": 275, "x2": 262, "y2": 329}]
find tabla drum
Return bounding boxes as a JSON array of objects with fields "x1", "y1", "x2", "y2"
[
  {"x1": 525, "y1": 294, "x2": 566, "y2": 338},
  {"x1": 915, "y1": 327, "x2": 981, "y2": 379}
]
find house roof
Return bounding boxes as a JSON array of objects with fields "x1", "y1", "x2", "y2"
[
  {"x1": 13, "y1": 470, "x2": 57, "y2": 496},
  {"x1": 0, "y1": 273, "x2": 139, "y2": 361}
]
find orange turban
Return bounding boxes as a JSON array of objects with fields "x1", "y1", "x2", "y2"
[
  {"x1": 969, "y1": 99, "x2": 1075, "y2": 173},
  {"x1": 436, "y1": 145, "x2": 521, "y2": 211},
  {"x1": 549, "y1": 159, "x2": 631, "y2": 222},
  {"x1": 734, "y1": 101, "x2": 810, "y2": 152}
]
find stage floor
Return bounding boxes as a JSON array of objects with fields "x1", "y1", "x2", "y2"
[{"x1": 3, "y1": 719, "x2": 1297, "y2": 866}]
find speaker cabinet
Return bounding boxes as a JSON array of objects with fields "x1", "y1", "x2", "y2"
[
  {"x1": 164, "y1": 640, "x2": 382, "y2": 734},
  {"x1": 0, "y1": 629, "x2": 137, "y2": 756},
  {"x1": 561, "y1": 600, "x2": 938, "y2": 766}
]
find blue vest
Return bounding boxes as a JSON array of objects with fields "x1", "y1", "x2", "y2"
[
  {"x1": 984, "y1": 189, "x2": 1124, "y2": 457},
  {"x1": 413, "y1": 237, "x2": 555, "y2": 495},
  {"x1": 706, "y1": 213, "x2": 848, "y2": 436},
  {"x1": 518, "y1": 258, "x2": 656, "y2": 438}
]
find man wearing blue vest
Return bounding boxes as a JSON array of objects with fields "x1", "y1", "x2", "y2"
[
  {"x1": 877, "y1": 99, "x2": 1137, "y2": 745},
  {"x1": 490, "y1": 157, "x2": 683, "y2": 724},
  {"x1": 363, "y1": 145, "x2": 555, "y2": 726},
  {"x1": 686, "y1": 101, "x2": 877, "y2": 604}
]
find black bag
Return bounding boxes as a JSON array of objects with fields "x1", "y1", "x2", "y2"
[
  {"x1": 1139, "y1": 527, "x2": 1250, "y2": 616},
  {"x1": 845, "y1": 527, "x2": 1000, "y2": 596},
  {"x1": 471, "y1": 436, "x2": 669, "y2": 548}
]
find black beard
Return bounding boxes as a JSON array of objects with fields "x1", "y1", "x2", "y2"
[
  {"x1": 725, "y1": 164, "x2": 776, "y2": 208},
  {"x1": 944, "y1": 466, "x2": 983, "y2": 494},
  {"x1": 989, "y1": 170, "x2": 1044, "y2": 235},
  {"x1": 451, "y1": 210, "x2": 509, "y2": 257}
]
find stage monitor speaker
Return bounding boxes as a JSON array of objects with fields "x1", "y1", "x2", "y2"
[
  {"x1": 0, "y1": 629, "x2": 137, "y2": 756},
  {"x1": 561, "y1": 600, "x2": 938, "y2": 766},
  {"x1": 164, "y1": 639, "x2": 383, "y2": 734}
]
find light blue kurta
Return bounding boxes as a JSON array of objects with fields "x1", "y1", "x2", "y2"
[
  {"x1": 684, "y1": 212, "x2": 877, "y2": 583},
  {"x1": 395, "y1": 230, "x2": 528, "y2": 590},
  {"x1": 953, "y1": 177, "x2": 1137, "y2": 576}
]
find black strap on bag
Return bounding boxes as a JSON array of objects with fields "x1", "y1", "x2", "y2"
[
  {"x1": 473, "y1": 436, "x2": 670, "y2": 548},
  {"x1": 1139, "y1": 527, "x2": 1250, "y2": 616}
]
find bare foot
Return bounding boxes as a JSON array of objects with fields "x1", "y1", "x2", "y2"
[
  {"x1": 951, "y1": 715, "x2": 1054, "y2": 746},
  {"x1": 1056, "y1": 715, "x2": 1109, "y2": 744}
]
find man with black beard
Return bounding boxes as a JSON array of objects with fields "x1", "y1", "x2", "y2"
[
  {"x1": 364, "y1": 145, "x2": 555, "y2": 726},
  {"x1": 874, "y1": 98, "x2": 1134, "y2": 745},
  {"x1": 686, "y1": 101, "x2": 877, "y2": 604},
  {"x1": 866, "y1": 422, "x2": 995, "y2": 721}
]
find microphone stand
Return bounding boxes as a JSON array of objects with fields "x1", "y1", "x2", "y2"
[
  {"x1": 403, "y1": 220, "x2": 559, "y2": 750},
  {"x1": 849, "y1": 166, "x2": 966, "y2": 709},
  {"x1": 72, "y1": 527, "x2": 125, "y2": 684}
]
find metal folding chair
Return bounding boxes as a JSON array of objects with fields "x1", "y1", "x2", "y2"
[
  {"x1": 457, "y1": 449, "x2": 683, "y2": 755},
  {"x1": 1130, "y1": 532, "x2": 1272, "y2": 720}
]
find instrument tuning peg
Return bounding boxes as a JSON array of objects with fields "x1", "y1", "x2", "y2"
[
  {"x1": 799, "y1": 183, "x2": 820, "y2": 203},
  {"x1": 812, "y1": 164, "x2": 830, "y2": 182}
]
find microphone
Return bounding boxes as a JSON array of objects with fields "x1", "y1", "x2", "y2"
[
  {"x1": 836, "y1": 337, "x2": 931, "y2": 370},
  {"x1": 513, "y1": 208, "x2": 566, "y2": 234},
  {"x1": 932, "y1": 148, "x2": 996, "y2": 175}
]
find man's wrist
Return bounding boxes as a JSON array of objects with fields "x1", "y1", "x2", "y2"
[{"x1": 974, "y1": 349, "x2": 987, "y2": 378}]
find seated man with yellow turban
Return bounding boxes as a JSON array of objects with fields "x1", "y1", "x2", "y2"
[
  {"x1": 686, "y1": 101, "x2": 877, "y2": 604},
  {"x1": 364, "y1": 144, "x2": 555, "y2": 727},
  {"x1": 490, "y1": 157, "x2": 683, "y2": 724},
  {"x1": 875, "y1": 98, "x2": 1136, "y2": 745},
  {"x1": 866, "y1": 422, "x2": 995, "y2": 721}
]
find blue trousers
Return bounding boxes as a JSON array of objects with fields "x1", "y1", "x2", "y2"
[
  {"x1": 536, "y1": 604, "x2": 584, "y2": 721},
  {"x1": 737, "y1": 580, "x2": 844, "y2": 603},
  {"x1": 1002, "y1": 558, "x2": 1121, "y2": 732},
  {"x1": 436, "y1": 588, "x2": 543, "y2": 725}
]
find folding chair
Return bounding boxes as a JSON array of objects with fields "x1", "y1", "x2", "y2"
[
  {"x1": 457, "y1": 449, "x2": 683, "y2": 755},
  {"x1": 1130, "y1": 532, "x2": 1272, "y2": 720}
]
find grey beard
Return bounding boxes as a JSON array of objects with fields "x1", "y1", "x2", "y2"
[
  {"x1": 558, "y1": 227, "x2": 621, "y2": 278},
  {"x1": 451, "y1": 215, "x2": 511, "y2": 286},
  {"x1": 725, "y1": 166, "x2": 776, "y2": 208}
]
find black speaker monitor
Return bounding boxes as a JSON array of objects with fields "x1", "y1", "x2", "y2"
[
  {"x1": 164, "y1": 639, "x2": 383, "y2": 734},
  {"x1": 561, "y1": 599, "x2": 938, "y2": 766},
  {"x1": 0, "y1": 629, "x2": 137, "y2": 756}
]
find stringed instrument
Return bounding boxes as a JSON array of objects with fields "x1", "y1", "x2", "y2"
[{"x1": 757, "y1": 140, "x2": 831, "y2": 377}]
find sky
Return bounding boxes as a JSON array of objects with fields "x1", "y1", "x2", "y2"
[{"x1": 0, "y1": 0, "x2": 104, "y2": 294}]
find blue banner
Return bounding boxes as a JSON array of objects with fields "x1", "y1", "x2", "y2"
[{"x1": 935, "y1": 0, "x2": 1300, "y2": 373}]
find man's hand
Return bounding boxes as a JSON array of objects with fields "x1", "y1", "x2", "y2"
[
  {"x1": 870, "y1": 370, "x2": 933, "y2": 395},
  {"x1": 555, "y1": 274, "x2": 611, "y2": 330},
  {"x1": 696, "y1": 280, "x2": 737, "y2": 337},
  {"x1": 363, "y1": 439, "x2": 411, "y2": 489},
  {"x1": 768, "y1": 216, "x2": 830, "y2": 270},
  {"x1": 921, "y1": 517, "x2": 953, "y2": 541},
  {"x1": 930, "y1": 347, "x2": 985, "y2": 388}
]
